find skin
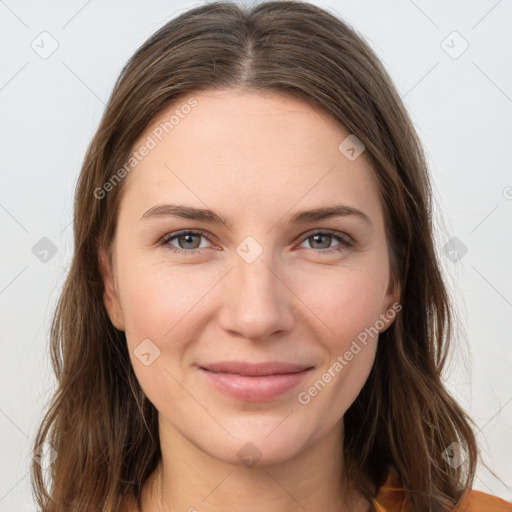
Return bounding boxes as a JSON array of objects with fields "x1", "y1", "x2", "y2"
[{"x1": 98, "y1": 89, "x2": 400, "y2": 512}]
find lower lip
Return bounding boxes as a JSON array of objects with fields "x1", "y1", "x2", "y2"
[{"x1": 200, "y1": 368, "x2": 312, "y2": 402}]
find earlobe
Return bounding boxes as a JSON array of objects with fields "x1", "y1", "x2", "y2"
[{"x1": 97, "y1": 244, "x2": 125, "y2": 331}]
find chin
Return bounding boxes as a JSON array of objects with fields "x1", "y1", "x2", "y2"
[{"x1": 194, "y1": 416, "x2": 315, "y2": 468}]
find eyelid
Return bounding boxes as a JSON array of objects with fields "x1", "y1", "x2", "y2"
[
  {"x1": 159, "y1": 229, "x2": 215, "y2": 248},
  {"x1": 298, "y1": 228, "x2": 355, "y2": 245},
  {"x1": 159, "y1": 228, "x2": 356, "y2": 253}
]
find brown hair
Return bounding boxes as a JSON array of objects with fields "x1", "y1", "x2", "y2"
[{"x1": 31, "y1": 1, "x2": 480, "y2": 510}]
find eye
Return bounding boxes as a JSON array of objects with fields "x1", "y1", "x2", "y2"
[
  {"x1": 159, "y1": 229, "x2": 354, "y2": 256},
  {"x1": 159, "y1": 230, "x2": 213, "y2": 255},
  {"x1": 298, "y1": 230, "x2": 354, "y2": 255}
]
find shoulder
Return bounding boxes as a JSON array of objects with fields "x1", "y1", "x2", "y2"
[
  {"x1": 373, "y1": 469, "x2": 511, "y2": 512},
  {"x1": 458, "y1": 489, "x2": 511, "y2": 511}
]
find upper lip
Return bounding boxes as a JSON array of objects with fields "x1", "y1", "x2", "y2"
[{"x1": 201, "y1": 361, "x2": 313, "y2": 376}]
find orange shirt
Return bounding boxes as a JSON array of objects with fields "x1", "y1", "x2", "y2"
[
  {"x1": 121, "y1": 470, "x2": 511, "y2": 511},
  {"x1": 372, "y1": 469, "x2": 512, "y2": 511}
]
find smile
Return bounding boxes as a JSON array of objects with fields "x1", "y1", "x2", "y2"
[{"x1": 199, "y1": 361, "x2": 314, "y2": 402}]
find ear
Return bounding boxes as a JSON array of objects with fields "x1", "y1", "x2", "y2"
[
  {"x1": 97, "y1": 244, "x2": 125, "y2": 331},
  {"x1": 379, "y1": 275, "x2": 402, "y2": 333}
]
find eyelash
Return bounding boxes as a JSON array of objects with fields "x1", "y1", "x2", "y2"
[{"x1": 158, "y1": 229, "x2": 355, "y2": 256}]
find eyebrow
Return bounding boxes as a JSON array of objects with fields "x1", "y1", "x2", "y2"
[{"x1": 140, "y1": 203, "x2": 372, "y2": 228}]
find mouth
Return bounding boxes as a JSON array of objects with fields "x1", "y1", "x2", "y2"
[{"x1": 199, "y1": 361, "x2": 314, "y2": 401}]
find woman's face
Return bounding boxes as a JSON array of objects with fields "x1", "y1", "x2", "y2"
[{"x1": 99, "y1": 89, "x2": 399, "y2": 466}]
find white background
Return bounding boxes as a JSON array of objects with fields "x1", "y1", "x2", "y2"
[{"x1": 0, "y1": 0, "x2": 511, "y2": 509}]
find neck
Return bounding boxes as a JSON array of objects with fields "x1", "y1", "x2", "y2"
[{"x1": 139, "y1": 416, "x2": 371, "y2": 512}]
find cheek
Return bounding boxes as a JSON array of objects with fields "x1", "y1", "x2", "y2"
[
  {"x1": 119, "y1": 257, "x2": 213, "y2": 347},
  {"x1": 295, "y1": 284, "x2": 379, "y2": 432},
  {"x1": 117, "y1": 256, "x2": 227, "y2": 405},
  {"x1": 294, "y1": 264, "x2": 387, "y2": 342},
  {"x1": 118, "y1": 260, "x2": 209, "y2": 412},
  {"x1": 292, "y1": 268, "x2": 383, "y2": 411},
  {"x1": 318, "y1": 279, "x2": 381, "y2": 368}
]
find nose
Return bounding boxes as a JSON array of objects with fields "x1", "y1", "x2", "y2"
[{"x1": 217, "y1": 249, "x2": 295, "y2": 342}]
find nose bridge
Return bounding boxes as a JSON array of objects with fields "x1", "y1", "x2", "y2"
[{"x1": 219, "y1": 239, "x2": 293, "y2": 340}]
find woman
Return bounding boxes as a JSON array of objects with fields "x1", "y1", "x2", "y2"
[{"x1": 31, "y1": 1, "x2": 511, "y2": 511}]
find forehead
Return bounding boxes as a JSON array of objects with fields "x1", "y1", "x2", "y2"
[{"x1": 119, "y1": 89, "x2": 384, "y2": 226}]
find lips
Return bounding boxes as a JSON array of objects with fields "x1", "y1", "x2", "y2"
[
  {"x1": 199, "y1": 360, "x2": 314, "y2": 401},
  {"x1": 201, "y1": 360, "x2": 312, "y2": 376}
]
